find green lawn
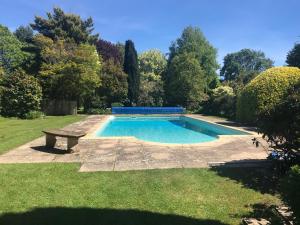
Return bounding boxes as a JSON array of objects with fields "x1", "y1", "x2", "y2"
[
  {"x1": 0, "y1": 115, "x2": 289, "y2": 224},
  {"x1": 0, "y1": 163, "x2": 282, "y2": 225},
  {"x1": 0, "y1": 115, "x2": 85, "y2": 155}
]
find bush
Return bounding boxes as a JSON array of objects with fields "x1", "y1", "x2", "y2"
[
  {"x1": 86, "y1": 108, "x2": 111, "y2": 115},
  {"x1": 111, "y1": 102, "x2": 124, "y2": 107},
  {"x1": 236, "y1": 67, "x2": 300, "y2": 123},
  {"x1": 24, "y1": 110, "x2": 44, "y2": 119},
  {"x1": 83, "y1": 95, "x2": 106, "y2": 113},
  {"x1": 281, "y1": 165, "x2": 300, "y2": 221},
  {"x1": 0, "y1": 70, "x2": 42, "y2": 118},
  {"x1": 256, "y1": 80, "x2": 300, "y2": 169},
  {"x1": 202, "y1": 86, "x2": 236, "y2": 118}
]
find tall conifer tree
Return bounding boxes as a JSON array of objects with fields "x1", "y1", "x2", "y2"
[{"x1": 124, "y1": 40, "x2": 139, "y2": 105}]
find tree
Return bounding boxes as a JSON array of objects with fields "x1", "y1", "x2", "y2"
[
  {"x1": 31, "y1": 7, "x2": 98, "y2": 44},
  {"x1": 0, "y1": 66, "x2": 3, "y2": 75},
  {"x1": 139, "y1": 49, "x2": 166, "y2": 76},
  {"x1": 286, "y1": 43, "x2": 300, "y2": 68},
  {"x1": 96, "y1": 39, "x2": 127, "y2": 107},
  {"x1": 124, "y1": 40, "x2": 139, "y2": 105},
  {"x1": 166, "y1": 52, "x2": 207, "y2": 109},
  {"x1": 138, "y1": 78, "x2": 164, "y2": 107},
  {"x1": 0, "y1": 69, "x2": 42, "y2": 118},
  {"x1": 138, "y1": 49, "x2": 166, "y2": 106},
  {"x1": 98, "y1": 59, "x2": 128, "y2": 106},
  {"x1": 35, "y1": 35, "x2": 101, "y2": 103},
  {"x1": 14, "y1": 25, "x2": 34, "y2": 43},
  {"x1": 0, "y1": 66, "x2": 4, "y2": 112},
  {"x1": 221, "y1": 49, "x2": 273, "y2": 84},
  {"x1": 166, "y1": 26, "x2": 219, "y2": 91},
  {"x1": 0, "y1": 25, "x2": 29, "y2": 72},
  {"x1": 13, "y1": 25, "x2": 41, "y2": 74},
  {"x1": 116, "y1": 42, "x2": 125, "y2": 66},
  {"x1": 96, "y1": 39, "x2": 123, "y2": 64}
]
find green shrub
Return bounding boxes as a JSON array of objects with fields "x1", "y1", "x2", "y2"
[
  {"x1": 24, "y1": 110, "x2": 44, "y2": 119},
  {"x1": 256, "y1": 80, "x2": 300, "y2": 166},
  {"x1": 281, "y1": 165, "x2": 300, "y2": 221},
  {"x1": 202, "y1": 86, "x2": 236, "y2": 118},
  {"x1": 86, "y1": 108, "x2": 111, "y2": 115},
  {"x1": 0, "y1": 70, "x2": 42, "y2": 118},
  {"x1": 83, "y1": 95, "x2": 106, "y2": 113},
  {"x1": 111, "y1": 102, "x2": 124, "y2": 107},
  {"x1": 236, "y1": 67, "x2": 300, "y2": 123}
]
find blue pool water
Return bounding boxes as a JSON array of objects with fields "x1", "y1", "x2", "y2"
[{"x1": 96, "y1": 116, "x2": 249, "y2": 144}]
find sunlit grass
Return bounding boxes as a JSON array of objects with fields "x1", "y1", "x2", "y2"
[{"x1": 0, "y1": 115, "x2": 85, "y2": 154}]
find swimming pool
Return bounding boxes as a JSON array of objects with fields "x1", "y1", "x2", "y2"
[{"x1": 96, "y1": 116, "x2": 249, "y2": 144}]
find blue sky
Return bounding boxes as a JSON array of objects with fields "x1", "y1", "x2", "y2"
[{"x1": 1, "y1": 0, "x2": 299, "y2": 66}]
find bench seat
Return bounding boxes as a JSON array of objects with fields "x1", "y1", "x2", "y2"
[{"x1": 43, "y1": 129, "x2": 86, "y2": 151}]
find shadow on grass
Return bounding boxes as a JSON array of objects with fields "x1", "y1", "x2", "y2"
[
  {"x1": 210, "y1": 166, "x2": 279, "y2": 194},
  {"x1": 0, "y1": 207, "x2": 229, "y2": 225},
  {"x1": 211, "y1": 165, "x2": 300, "y2": 224},
  {"x1": 210, "y1": 166, "x2": 285, "y2": 224}
]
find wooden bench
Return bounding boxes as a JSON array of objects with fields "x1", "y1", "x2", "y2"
[{"x1": 43, "y1": 129, "x2": 86, "y2": 151}]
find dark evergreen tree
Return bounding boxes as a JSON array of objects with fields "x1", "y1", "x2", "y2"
[
  {"x1": 286, "y1": 43, "x2": 300, "y2": 68},
  {"x1": 31, "y1": 7, "x2": 98, "y2": 44},
  {"x1": 14, "y1": 25, "x2": 34, "y2": 43},
  {"x1": 123, "y1": 40, "x2": 139, "y2": 105}
]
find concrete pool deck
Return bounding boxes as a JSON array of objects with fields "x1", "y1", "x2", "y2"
[{"x1": 0, "y1": 115, "x2": 269, "y2": 172}]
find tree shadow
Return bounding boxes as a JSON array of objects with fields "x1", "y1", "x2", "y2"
[
  {"x1": 215, "y1": 121, "x2": 257, "y2": 132},
  {"x1": 210, "y1": 165, "x2": 289, "y2": 224},
  {"x1": 210, "y1": 164, "x2": 279, "y2": 194},
  {"x1": 211, "y1": 164, "x2": 299, "y2": 224},
  {"x1": 197, "y1": 113, "x2": 256, "y2": 132},
  {"x1": 0, "y1": 207, "x2": 229, "y2": 225}
]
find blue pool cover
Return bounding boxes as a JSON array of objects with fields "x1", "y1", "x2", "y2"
[{"x1": 112, "y1": 107, "x2": 185, "y2": 114}]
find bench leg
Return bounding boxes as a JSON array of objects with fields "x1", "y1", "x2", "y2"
[
  {"x1": 67, "y1": 137, "x2": 79, "y2": 150},
  {"x1": 45, "y1": 134, "x2": 56, "y2": 148}
]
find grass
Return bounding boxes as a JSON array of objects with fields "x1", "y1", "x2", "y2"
[
  {"x1": 0, "y1": 115, "x2": 85, "y2": 155},
  {"x1": 0, "y1": 115, "x2": 293, "y2": 224},
  {"x1": 0, "y1": 163, "x2": 282, "y2": 225}
]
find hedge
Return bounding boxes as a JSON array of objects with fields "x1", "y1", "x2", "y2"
[{"x1": 236, "y1": 67, "x2": 300, "y2": 123}]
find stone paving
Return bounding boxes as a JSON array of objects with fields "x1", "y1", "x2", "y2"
[{"x1": 0, "y1": 115, "x2": 269, "y2": 172}]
